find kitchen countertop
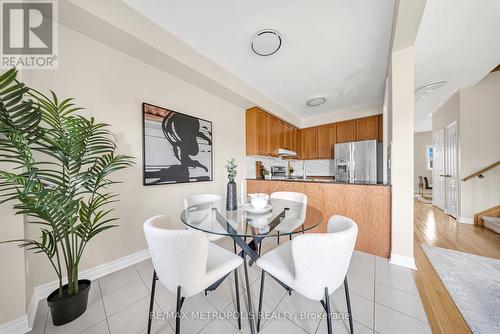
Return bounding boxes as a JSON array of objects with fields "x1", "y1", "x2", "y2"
[{"x1": 246, "y1": 178, "x2": 390, "y2": 186}]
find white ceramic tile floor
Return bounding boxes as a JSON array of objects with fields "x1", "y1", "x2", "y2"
[{"x1": 28, "y1": 250, "x2": 431, "y2": 334}]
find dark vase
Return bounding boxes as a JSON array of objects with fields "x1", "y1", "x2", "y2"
[
  {"x1": 226, "y1": 180, "x2": 237, "y2": 211},
  {"x1": 47, "y1": 279, "x2": 91, "y2": 326}
]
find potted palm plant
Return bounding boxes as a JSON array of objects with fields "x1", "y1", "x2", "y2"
[{"x1": 0, "y1": 69, "x2": 134, "y2": 325}]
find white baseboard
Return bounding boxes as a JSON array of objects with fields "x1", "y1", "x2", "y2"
[
  {"x1": 0, "y1": 316, "x2": 29, "y2": 334},
  {"x1": 19, "y1": 249, "x2": 150, "y2": 332},
  {"x1": 389, "y1": 253, "x2": 417, "y2": 270},
  {"x1": 457, "y1": 216, "x2": 474, "y2": 224}
]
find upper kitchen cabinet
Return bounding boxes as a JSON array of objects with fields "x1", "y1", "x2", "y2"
[
  {"x1": 294, "y1": 128, "x2": 302, "y2": 159},
  {"x1": 336, "y1": 119, "x2": 357, "y2": 143},
  {"x1": 291, "y1": 126, "x2": 299, "y2": 152},
  {"x1": 267, "y1": 115, "x2": 280, "y2": 156},
  {"x1": 246, "y1": 107, "x2": 269, "y2": 156},
  {"x1": 301, "y1": 127, "x2": 318, "y2": 159},
  {"x1": 317, "y1": 124, "x2": 336, "y2": 159},
  {"x1": 278, "y1": 121, "x2": 286, "y2": 149},
  {"x1": 356, "y1": 115, "x2": 379, "y2": 141},
  {"x1": 246, "y1": 106, "x2": 382, "y2": 158}
]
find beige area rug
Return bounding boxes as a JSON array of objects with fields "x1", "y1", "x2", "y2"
[{"x1": 422, "y1": 244, "x2": 500, "y2": 334}]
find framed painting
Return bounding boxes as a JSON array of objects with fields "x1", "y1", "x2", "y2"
[{"x1": 142, "y1": 103, "x2": 213, "y2": 185}]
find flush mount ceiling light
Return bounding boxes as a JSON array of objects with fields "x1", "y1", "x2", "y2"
[
  {"x1": 251, "y1": 29, "x2": 282, "y2": 56},
  {"x1": 306, "y1": 96, "x2": 326, "y2": 107},
  {"x1": 415, "y1": 81, "x2": 447, "y2": 100}
]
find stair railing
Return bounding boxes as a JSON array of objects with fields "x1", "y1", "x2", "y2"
[{"x1": 462, "y1": 161, "x2": 500, "y2": 182}]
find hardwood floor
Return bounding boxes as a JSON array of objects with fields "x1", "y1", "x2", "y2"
[{"x1": 413, "y1": 199, "x2": 500, "y2": 334}]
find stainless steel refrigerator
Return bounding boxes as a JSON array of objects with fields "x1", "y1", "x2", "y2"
[{"x1": 334, "y1": 140, "x2": 382, "y2": 183}]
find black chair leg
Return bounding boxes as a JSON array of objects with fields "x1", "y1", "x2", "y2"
[
  {"x1": 175, "y1": 286, "x2": 185, "y2": 334},
  {"x1": 277, "y1": 232, "x2": 280, "y2": 244},
  {"x1": 344, "y1": 277, "x2": 354, "y2": 334},
  {"x1": 147, "y1": 271, "x2": 158, "y2": 334},
  {"x1": 257, "y1": 271, "x2": 266, "y2": 332},
  {"x1": 324, "y1": 287, "x2": 332, "y2": 334},
  {"x1": 289, "y1": 234, "x2": 292, "y2": 241},
  {"x1": 234, "y1": 269, "x2": 242, "y2": 329},
  {"x1": 233, "y1": 240, "x2": 238, "y2": 254}
]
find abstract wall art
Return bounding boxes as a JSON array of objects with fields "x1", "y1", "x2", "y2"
[{"x1": 142, "y1": 103, "x2": 213, "y2": 185}]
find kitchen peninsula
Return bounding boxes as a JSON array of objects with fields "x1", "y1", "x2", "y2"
[
  {"x1": 247, "y1": 179, "x2": 391, "y2": 258},
  {"x1": 247, "y1": 178, "x2": 391, "y2": 257}
]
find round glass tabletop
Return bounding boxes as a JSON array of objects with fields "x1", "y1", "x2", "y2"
[{"x1": 180, "y1": 198, "x2": 323, "y2": 238}]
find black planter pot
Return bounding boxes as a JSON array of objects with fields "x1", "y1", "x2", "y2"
[
  {"x1": 226, "y1": 180, "x2": 238, "y2": 211},
  {"x1": 47, "y1": 279, "x2": 91, "y2": 326}
]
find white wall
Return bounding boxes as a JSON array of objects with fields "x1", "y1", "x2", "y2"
[
  {"x1": 459, "y1": 72, "x2": 500, "y2": 219},
  {"x1": 0, "y1": 197, "x2": 26, "y2": 325},
  {"x1": 432, "y1": 92, "x2": 459, "y2": 133},
  {"x1": 12, "y1": 24, "x2": 245, "y2": 320},
  {"x1": 414, "y1": 132, "x2": 432, "y2": 192},
  {"x1": 300, "y1": 104, "x2": 382, "y2": 128}
]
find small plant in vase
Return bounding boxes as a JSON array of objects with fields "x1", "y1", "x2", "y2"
[
  {"x1": 262, "y1": 167, "x2": 270, "y2": 179},
  {"x1": 225, "y1": 158, "x2": 238, "y2": 210}
]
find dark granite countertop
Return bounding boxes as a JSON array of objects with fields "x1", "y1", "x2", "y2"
[{"x1": 246, "y1": 178, "x2": 390, "y2": 186}]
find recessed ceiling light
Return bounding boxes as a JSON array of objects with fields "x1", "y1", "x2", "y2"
[
  {"x1": 415, "y1": 81, "x2": 447, "y2": 100},
  {"x1": 251, "y1": 29, "x2": 282, "y2": 56},
  {"x1": 306, "y1": 97, "x2": 326, "y2": 107}
]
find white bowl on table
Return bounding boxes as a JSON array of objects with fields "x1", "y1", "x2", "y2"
[{"x1": 248, "y1": 193, "x2": 269, "y2": 209}]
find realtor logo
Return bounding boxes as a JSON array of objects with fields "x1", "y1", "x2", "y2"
[{"x1": 1, "y1": 0, "x2": 58, "y2": 69}]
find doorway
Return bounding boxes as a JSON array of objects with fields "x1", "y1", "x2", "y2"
[
  {"x1": 432, "y1": 122, "x2": 459, "y2": 217},
  {"x1": 444, "y1": 121, "x2": 458, "y2": 217},
  {"x1": 432, "y1": 129, "x2": 445, "y2": 210}
]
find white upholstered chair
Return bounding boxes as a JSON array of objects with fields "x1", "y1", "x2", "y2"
[
  {"x1": 270, "y1": 191, "x2": 307, "y2": 244},
  {"x1": 143, "y1": 215, "x2": 243, "y2": 334},
  {"x1": 183, "y1": 194, "x2": 228, "y2": 242},
  {"x1": 255, "y1": 215, "x2": 358, "y2": 334}
]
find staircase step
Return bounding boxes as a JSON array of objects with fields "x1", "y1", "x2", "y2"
[{"x1": 482, "y1": 216, "x2": 500, "y2": 234}]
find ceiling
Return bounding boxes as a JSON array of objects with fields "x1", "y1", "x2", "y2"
[
  {"x1": 123, "y1": 0, "x2": 395, "y2": 118},
  {"x1": 414, "y1": 0, "x2": 500, "y2": 132}
]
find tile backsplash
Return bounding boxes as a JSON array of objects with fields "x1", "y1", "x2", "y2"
[{"x1": 245, "y1": 156, "x2": 335, "y2": 178}]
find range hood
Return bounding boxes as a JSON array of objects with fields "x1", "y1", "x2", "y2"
[{"x1": 278, "y1": 148, "x2": 297, "y2": 157}]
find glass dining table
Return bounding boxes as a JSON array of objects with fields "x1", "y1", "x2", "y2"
[{"x1": 180, "y1": 198, "x2": 323, "y2": 334}]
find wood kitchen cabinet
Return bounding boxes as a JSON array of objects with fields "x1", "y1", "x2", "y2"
[
  {"x1": 246, "y1": 107, "x2": 269, "y2": 156},
  {"x1": 317, "y1": 124, "x2": 337, "y2": 159},
  {"x1": 356, "y1": 115, "x2": 379, "y2": 141},
  {"x1": 246, "y1": 106, "x2": 382, "y2": 158},
  {"x1": 267, "y1": 115, "x2": 280, "y2": 156},
  {"x1": 291, "y1": 126, "x2": 298, "y2": 152},
  {"x1": 277, "y1": 121, "x2": 284, "y2": 150},
  {"x1": 247, "y1": 179, "x2": 391, "y2": 258},
  {"x1": 294, "y1": 129, "x2": 302, "y2": 159},
  {"x1": 283, "y1": 122, "x2": 290, "y2": 149},
  {"x1": 301, "y1": 127, "x2": 318, "y2": 159},
  {"x1": 336, "y1": 120, "x2": 357, "y2": 143}
]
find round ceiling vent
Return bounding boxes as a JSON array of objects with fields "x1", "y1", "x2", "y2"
[
  {"x1": 251, "y1": 29, "x2": 282, "y2": 56},
  {"x1": 415, "y1": 81, "x2": 447, "y2": 100},
  {"x1": 307, "y1": 96, "x2": 327, "y2": 107}
]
